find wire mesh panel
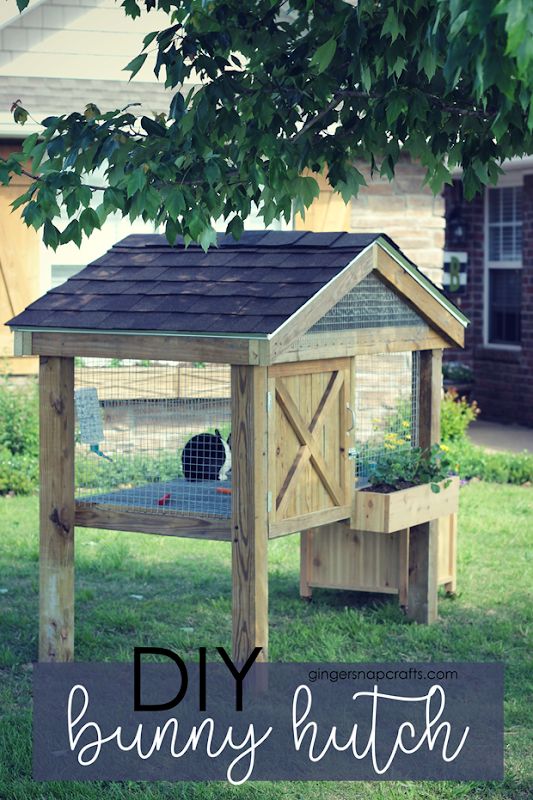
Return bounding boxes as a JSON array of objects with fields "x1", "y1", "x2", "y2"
[
  {"x1": 286, "y1": 272, "x2": 427, "y2": 353},
  {"x1": 353, "y1": 351, "x2": 419, "y2": 484},
  {"x1": 74, "y1": 359, "x2": 232, "y2": 518}
]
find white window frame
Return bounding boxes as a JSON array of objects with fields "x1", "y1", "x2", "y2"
[{"x1": 483, "y1": 173, "x2": 524, "y2": 350}]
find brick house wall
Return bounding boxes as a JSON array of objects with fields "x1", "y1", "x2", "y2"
[
  {"x1": 443, "y1": 174, "x2": 533, "y2": 427},
  {"x1": 296, "y1": 157, "x2": 445, "y2": 285}
]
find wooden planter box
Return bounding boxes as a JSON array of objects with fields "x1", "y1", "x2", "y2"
[{"x1": 351, "y1": 476, "x2": 459, "y2": 533}]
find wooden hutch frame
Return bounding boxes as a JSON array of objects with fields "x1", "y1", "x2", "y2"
[{"x1": 11, "y1": 237, "x2": 467, "y2": 664}]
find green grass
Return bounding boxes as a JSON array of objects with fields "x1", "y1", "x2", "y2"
[{"x1": 0, "y1": 482, "x2": 532, "y2": 799}]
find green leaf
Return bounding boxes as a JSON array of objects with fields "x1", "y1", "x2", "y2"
[
  {"x1": 198, "y1": 225, "x2": 217, "y2": 252},
  {"x1": 31, "y1": 141, "x2": 48, "y2": 173},
  {"x1": 226, "y1": 215, "x2": 244, "y2": 240},
  {"x1": 449, "y1": 10, "x2": 469, "y2": 37},
  {"x1": 169, "y1": 93, "x2": 185, "y2": 121},
  {"x1": 60, "y1": 219, "x2": 82, "y2": 247},
  {"x1": 419, "y1": 48, "x2": 437, "y2": 81},
  {"x1": 42, "y1": 220, "x2": 60, "y2": 249},
  {"x1": 294, "y1": 176, "x2": 320, "y2": 208},
  {"x1": 79, "y1": 207, "x2": 101, "y2": 236},
  {"x1": 142, "y1": 30, "x2": 158, "y2": 50},
  {"x1": 360, "y1": 64, "x2": 372, "y2": 92},
  {"x1": 22, "y1": 133, "x2": 38, "y2": 156},
  {"x1": 310, "y1": 38, "x2": 337, "y2": 74},
  {"x1": 123, "y1": 53, "x2": 148, "y2": 80},
  {"x1": 13, "y1": 106, "x2": 28, "y2": 125},
  {"x1": 126, "y1": 169, "x2": 146, "y2": 198},
  {"x1": 386, "y1": 94, "x2": 407, "y2": 125},
  {"x1": 140, "y1": 116, "x2": 166, "y2": 137},
  {"x1": 381, "y1": 8, "x2": 406, "y2": 42},
  {"x1": 165, "y1": 217, "x2": 179, "y2": 245}
]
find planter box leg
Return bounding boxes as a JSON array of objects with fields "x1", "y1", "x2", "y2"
[
  {"x1": 407, "y1": 521, "x2": 438, "y2": 624},
  {"x1": 231, "y1": 365, "x2": 268, "y2": 663},
  {"x1": 300, "y1": 531, "x2": 313, "y2": 600},
  {"x1": 398, "y1": 529, "x2": 409, "y2": 609},
  {"x1": 445, "y1": 514, "x2": 458, "y2": 595},
  {"x1": 39, "y1": 356, "x2": 75, "y2": 662}
]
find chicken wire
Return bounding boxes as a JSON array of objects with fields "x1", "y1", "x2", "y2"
[
  {"x1": 353, "y1": 351, "x2": 420, "y2": 484},
  {"x1": 74, "y1": 359, "x2": 232, "y2": 518},
  {"x1": 287, "y1": 272, "x2": 426, "y2": 352}
]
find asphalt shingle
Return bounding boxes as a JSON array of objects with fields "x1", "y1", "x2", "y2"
[{"x1": 8, "y1": 230, "x2": 385, "y2": 336}]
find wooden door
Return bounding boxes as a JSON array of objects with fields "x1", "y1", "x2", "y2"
[{"x1": 268, "y1": 358, "x2": 353, "y2": 537}]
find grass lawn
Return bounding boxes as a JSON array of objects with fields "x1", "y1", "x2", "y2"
[{"x1": 0, "y1": 481, "x2": 531, "y2": 799}]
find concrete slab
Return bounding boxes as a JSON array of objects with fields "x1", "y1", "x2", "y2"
[{"x1": 468, "y1": 420, "x2": 533, "y2": 454}]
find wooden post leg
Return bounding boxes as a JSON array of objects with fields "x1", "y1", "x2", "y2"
[
  {"x1": 444, "y1": 513, "x2": 458, "y2": 594},
  {"x1": 39, "y1": 356, "x2": 75, "y2": 662},
  {"x1": 407, "y1": 348, "x2": 442, "y2": 624},
  {"x1": 231, "y1": 365, "x2": 268, "y2": 663},
  {"x1": 407, "y1": 521, "x2": 438, "y2": 623},
  {"x1": 300, "y1": 530, "x2": 313, "y2": 599}
]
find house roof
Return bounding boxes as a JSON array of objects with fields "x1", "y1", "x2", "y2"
[{"x1": 7, "y1": 230, "x2": 468, "y2": 338}]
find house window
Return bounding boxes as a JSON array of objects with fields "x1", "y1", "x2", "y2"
[{"x1": 485, "y1": 185, "x2": 522, "y2": 346}]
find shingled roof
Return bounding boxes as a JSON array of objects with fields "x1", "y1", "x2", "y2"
[{"x1": 7, "y1": 230, "x2": 467, "y2": 337}]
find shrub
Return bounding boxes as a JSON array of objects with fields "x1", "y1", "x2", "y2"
[
  {"x1": 0, "y1": 378, "x2": 38, "y2": 457},
  {"x1": 0, "y1": 448, "x2": 39, "y2": 495},
  {"x1": 441, "y1": 390, "x2": 479, "y2": 443},
  {"x1": 448, "y1": 440, "x2": 533, "y2": 485},
  {"x1": 442, "y1": 362, "x2": 473, "y2": 383},
  {"x1": 0, "y1": 379, "x2": 39, "y2": 494}
]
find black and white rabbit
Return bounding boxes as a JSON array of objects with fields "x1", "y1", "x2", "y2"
[{"x1": 181, "y1": 429, "x2": 231, "y2": 482}]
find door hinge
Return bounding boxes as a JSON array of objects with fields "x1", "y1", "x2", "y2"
[
  {"x1": 267, "y1": 491, "x2": 273, "y2": 513},
  {"x1": 266, "y1": 390, "x2": 273, "y2": 413}
]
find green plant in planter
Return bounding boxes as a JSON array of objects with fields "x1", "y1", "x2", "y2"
[{"x1": 369, "y1": 443, "x2": 454, "y2": 494}]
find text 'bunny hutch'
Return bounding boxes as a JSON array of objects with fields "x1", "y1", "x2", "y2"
[{"x1": 8, "y1": 230, "x2": 468, "y2": 663}]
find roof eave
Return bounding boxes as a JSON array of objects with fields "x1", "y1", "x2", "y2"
[{"x1": 7, "y1": 326, "x2": 270, "y2": 341}]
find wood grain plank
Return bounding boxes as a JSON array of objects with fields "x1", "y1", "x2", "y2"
[
  {"x1": 269, "y1": 505, "x2": 351, "y2": 538},
  {"x1": 300, "y1": 530, "x2": 313, "y2": 599},
  {"x1": 31, "y1": 331, "x2": 257, "y2": 365},
  {"x1": 75, "y1": 504, "x2": 232, "y2": 540},
  {"x1": 39, "y1": 356, "x2": 75, "y2": 662},
  {"x1": 272, "y1": 327, "x2": 451, "y2": 364},
  {"x1": 275, "y1": 376, "x2": 345, "y2": 508},
  {"x1": 231, "y1": 365, "x2": 269, "y2": 662},
  {"x1": 376, "y1": 248, "x2": 464, "y2": 347},
  {"x1": 407, "y1": 349, "x2": 442, "y2": 624}
]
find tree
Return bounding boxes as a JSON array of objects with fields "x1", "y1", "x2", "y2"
[{"x1": 1, "y1": 0, "x2": 532, "y2": 249}]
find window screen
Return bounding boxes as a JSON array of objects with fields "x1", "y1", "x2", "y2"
[{"x1": 486, "y1": 185, "x2": 523, "y2": 346}]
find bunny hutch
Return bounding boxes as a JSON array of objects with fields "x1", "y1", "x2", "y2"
[{"x1": 8, "y1": 230, "x2": 467, "y2": 663}]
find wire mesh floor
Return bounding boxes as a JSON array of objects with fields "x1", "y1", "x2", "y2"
[{"x1": 77, "y1": 477, "x2": 232, "y2": 518}]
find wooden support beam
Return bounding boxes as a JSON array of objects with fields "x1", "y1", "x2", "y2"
[
  {"x1": 39, "y1": 356, "x2": 75, "y2": 662},
  {"x1": 75, "y1": 504, "x2": 232, "y2": 541},
  {"x1": 30, "y1": 331, "x2": 259, "y2": 365},
  {"x1": 271, "y1": 326, "x2": 451, "y2": 363},
  {"x1": 231, "y1": 365, "x2": 269, "y2": 663},
  {"x1": 407, "y1": 349, "x2": 442, "y2": 624}
]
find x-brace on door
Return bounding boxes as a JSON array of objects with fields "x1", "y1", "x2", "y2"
[{"x1": 267, "y1": 358, "x2": 353, "y2": 537}]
